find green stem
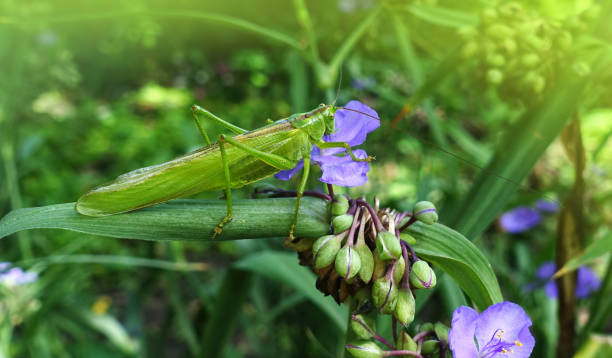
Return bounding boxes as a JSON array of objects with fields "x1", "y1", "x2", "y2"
[
  {"x1": 327, "y1": 7, "x2": 381, "y2": 84},
  {"x1": 292, "y1": 0, "x2": 320, "y2": 63},
  {"x1": 1, "y1": 140, "x2": 32, "y2": 259}
]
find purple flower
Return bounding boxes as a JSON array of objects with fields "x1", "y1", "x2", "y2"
[
  {"x1": 499, "y1": 207, "x2": 541, "y2": 233},
  {"x1": 275, "y1": 100, "x2": 379, "y2": 187},
  {"x1": 0, "y1": 267, "x2": 38, "y2": 286},
  {"x1": 535, "y1": 199, "x2": 559, "y2": 213},
  {"x1": 449, "y1": 302, "x2": 535, "y2": 358},
  {"x1": 0, "y1": 262, "x2": 10, "y2": 272},
  {"x1": 533, "y1": 261, "x2": 601, "y2": 299}
]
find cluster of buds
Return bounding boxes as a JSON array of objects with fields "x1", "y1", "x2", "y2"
[
  {"x1": 347, "y1": 314, "x2": 451, "y2": 358},
  {"x1": 458, "y1": 2, "x2": 599, "y2": 101},
  {"x1": 287, "y1": 194, "x2": 445, "y2": 357}
]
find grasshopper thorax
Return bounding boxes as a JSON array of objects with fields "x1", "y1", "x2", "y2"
[{"x1": 289, "y1": 104, "x2": 337, "y2": 142}]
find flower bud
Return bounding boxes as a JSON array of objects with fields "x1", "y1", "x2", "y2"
[
  {"x1": 410, "y1": 261, "x2": 437, "y2": 289},
  {"x1": 376, "y1": 231, "x2": 401, "y2": 260},
  {"x1": 346, "y1": 341, "x2": 384, "y2": 358},
  {"x1": 421, "y1": 340, "x2": 440, "y2": 355},
  {"x1": 355, "y1": 241, "x2": 374, "y2": 283},
  {"x1": 395, "y1": 289, "x2": 415, "y2": 326},
  {"x1": 399, "y1": 332, "x2": 418, "y2": 352},
  {"x1": 335, "y1": 246, "x2": 361, "y2": 280},
  {"x1": 399, "y1": 233, "x2": 416, "y2": 245},
  {"x1": 521, "y1": 53, "x2": 539, "y2": 68},
  {"x1": 486, "y1": 69, "x2": 504, "y2": 85},
  {"x1": 333, "y1": 214, "x2": 354, "y2": 234},
  {"x1": 312, "y1": 235, "x2": 341, "y2": 269},
  {"x1": 486, "y1": 53, "x2": 505, "y2": 67},
  {"x1": 413, "y1": 201, "x2": 438, "y2": 225},
  {"x1": 486, "y1": 24, "x2": 513, "y2": 39},
  {"x1": 332, "y1": 195, "x2": 350, "y2": 216},
  {"x1": 434, "y1": 322, "x2": 450, "y2": 344},
  {"x1": 393, "y1": 257, "x2": 405, "y2": 284},
  {"x1": 372, "y1": 250, "x2": 386, "y2": 281},
  {"x1": 350, "y1": 314, "x2": 376, "y2": 340},
  {"x1": 372, "y1": 277, "x2": 398, "y2": 314}
]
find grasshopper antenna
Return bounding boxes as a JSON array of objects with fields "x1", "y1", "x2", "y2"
[{"x1": 337, "y1": 106, "x2": 561, "y2": 208}]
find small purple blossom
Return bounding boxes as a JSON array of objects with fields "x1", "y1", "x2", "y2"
[
  {"x1": 533, "y1": 261, "x2": 601, "y2": 299},
  {"x1": 0, "y1": 262, "x2": 10, "y2": 272},
  {"x1": 535, "y1": 199, "x2": 559, "y2": 213},
  {"x1": 449, "y1": 301, "x2": 535, "y2": 358},
  {"x1": 275, "y1": 100, "x2": 379, "y2": 187},
  {"x1": 0, "y1": 267, "x2": 38, "y2": 286},
  {"x1": 499, "y1": 207, "x2": 541, "y2": 233}
]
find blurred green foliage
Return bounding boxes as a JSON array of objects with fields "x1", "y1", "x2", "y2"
[{"x1": 0, "y1": 0, "x2": 611, "y2": 357}]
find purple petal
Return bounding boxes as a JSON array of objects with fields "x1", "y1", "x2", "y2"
[
  {"x1": 535, "y1": 199, "x2": 559, "y2": 213},
  {"x1": 499, "y1": 207, "x2": 542, "y2": 233},
  {"x1": 0, "y1": 262, "x2": 10, "y2": 272},
  {"x1": 0, "y1": 267, "x2": 38, "y2": 286},
  {"x1": 544, "y1": 281, "x2": 558, "y2": 299},
  {"x1": 329, "y1": 100, "x2": 379, "y2": 147},
  {"x1": 474, "y1": 302, "x2": 533, "y2": 355},
  {"x1": 449, "y1": 306, "x2": 479, "y2": 358},
  {"x1": 513, "y1": 325, "x2": 536, "y2": 358},
  {"x1": 274, "y1": 160, "x2": 304, "y2": 181},
  {"x1": 576, "y1": 266, "x2": 601, "y2": 299},
  {"x1": 536, "y1": 261, "x2": 556, "y2": 280},
  {"x1": 318, "y1": 150, "x2": 370, "y2": 187}
]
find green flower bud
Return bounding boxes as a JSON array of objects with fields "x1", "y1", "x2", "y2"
[
  {"x1": 335, "y1": 246, "x2": 362, "y2": 280},
  {"x1": 434, "y1": 322, "x2": 450, "y2": 344},
  {"x1": 486, "y1": 53, "x2": 505, "y2": 67},
  {"x1": 532, "y1": 76, "x2": 545, "y2": 93},
  {"x1": 372, "y1": 277, "x2": 398, "y2": 314},
  {"x1": 399, "y1": 332, "x2": 418, "y2": 352},
  {"x1": 332, "y1": 195, "x2": 350, "y2": 216},
  {"x1": 372, "y1": 250, "x2": 386, "y2": 281},
  {"x1": 486, "y1": 24, "x2": 513, "y2": 39},
  {"x1": 355, "y1": 241, "x2": 374, "y2": 283},
  {"x1": 420, "y1": 322, "x2": 434, "y2": 332},
  {"x1": 395, "y1": 289, "x2": 415, "y2": 326},
  {"x1": 393, "y1": 257, "x2": 405, "y2": 283},
  {"x1": 502, "y1": 38, "x2": 517, "y2": 54},
  {"x1": 410, "y1": 261, "x2": 437, "y2": 289},
  {"x1": 481, "y1": 8, "x2": 498, "y2": 23},
  {"x1": 421, "y1": 340, "x2": 440, "y2": 355},
  {"x1": 376, "y1": 231, "x2": 401, "y2": 260},
  {"x1": 413, "y1": 201, "x2": 438, "y2": 225},
  {"x1": 461, "y1": 41, "x2": 478, "y2": 58},
  {"x1": 399, "y1": 233, "x2": 416, "y2": 245},
  {"x1": 350, "y1": 314, "x2": 376, "y2": 340},
  {"x1": 333, "y1": 214, "x2": 354, "y2": 234},
  {"x1": 521, "y1": 53, "x2": 539, "y2": 68},
  {"x1": 346, "y1": 341, "x2": 384, "y2": 358},
  {"x1": 486, "y1": 69, "x2": 504, "y2": 85},
  {"x1": 313, "y1": 235, "x2": 342, "y2": 269}
]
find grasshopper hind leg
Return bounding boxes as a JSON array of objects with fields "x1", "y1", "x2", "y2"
[{"x1": 213, "y1": 135, "x2": 234, "y2": 239}]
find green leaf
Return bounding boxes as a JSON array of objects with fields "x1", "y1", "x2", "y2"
[
  {"x1": 233, "y1": 251, "x2": 347, "y2": 330},
  {"x1": 407, "y1": 4, "x2": 478, "y2": 28},
  {"x1": 574, "y1": 335, "x2": 612, "y2": 358},
  {"x1": 407, "y1": 222, "x2": 503, "y2": 310},
  {"x1": 0, "y1": 197, "x2": 329, "y2": 241},
  {"x1": 556, "y1": 233, "x2": 612, "y2": 277}
]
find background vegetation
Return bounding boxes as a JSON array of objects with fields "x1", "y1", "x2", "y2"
[{"x1": 1, "y1": 0, "x2": 611, "y2": 357}]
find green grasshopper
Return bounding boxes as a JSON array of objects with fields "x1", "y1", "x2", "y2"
[{"x1": 76, "y1": 103, "x2": 376, "y2": 239}]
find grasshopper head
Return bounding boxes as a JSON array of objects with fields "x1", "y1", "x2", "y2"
[{"x1": 321, "y1": 105, "x2": 337, "y2": 135}]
